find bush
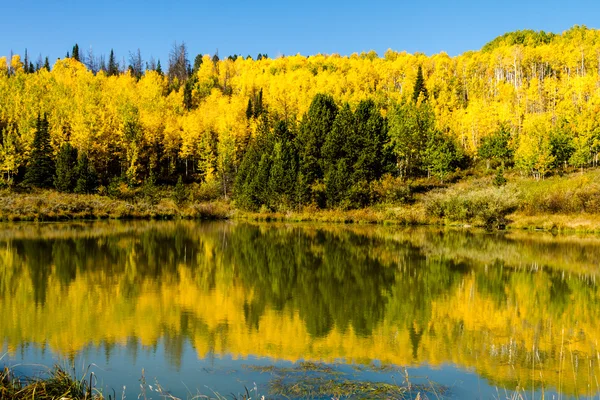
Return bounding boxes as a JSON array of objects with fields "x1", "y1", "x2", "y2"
[
  {"x1": 372, "y1": 174, "x2": 412, "y2": 204},
  {"x1": 519, "y1": 172, "x2": 600, "y2": 214},
  {"x1": 173, "y1": 176, "x2": 188, "y2": 205},
  {"x1": 107, "y1": 177, "x2": 137, "y2": 200},
  {"x1": 141, "y1": 174, "x2": 159, "y2": 204},
  {"x1": 189, "y1": 179, "x2": 222, "y2": 202},
  {"x1": 424, "y1": 184, "x2": 520, "y2": 227}
]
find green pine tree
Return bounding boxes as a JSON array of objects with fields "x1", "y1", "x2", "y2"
[
  {"x1": 24, "y1": 114, "x2": 55, "y2": 188},
  {"x1": 156, "y1": 59, "x2": 163, "y2": 75},
  {"x1": 54, "y1": 143, "x2": 78, "y2": 192},
  {"x1": 43, "y1": 57, "x2": 50, "y2": 71},
  {"x1": 23, "y1": 49, "x2": 29, "y2": 73},
  {"x1": 412, "y1": 65, "x2": 428, "y2": 103},
  {"x1": 268, "y1": 121, "x2": 297, "y2": 209},
  {"x1": 298, "y1": 93, "x2": 338, "y2": 194},
  {"x1": 323, "y1": 104, "x2": 353, "y2": 207},
  {"x1": 108, "y1": 49, "x2": 118, "y2": 76},
  {"x1": 72, "y1": 44, "x2": 80, "y2": 62},
  {"x1": 74, "y1": 152, "x2": 98, "y2": 194},
  {"x1": 173, "y1": 176, "x2": 187, "y2": 205},
  {"x1": 246, "y1": 98, "x2": 253, "y2": 119},
  {"x1": 493, "y1": 166, "x2": 507, "y2": 187}
]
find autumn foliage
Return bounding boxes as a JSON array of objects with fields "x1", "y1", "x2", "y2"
[{"x1": 1, "y1": 26, "x2": 600, "y2": 209}]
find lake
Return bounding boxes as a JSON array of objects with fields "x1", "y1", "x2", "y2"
[{"x1": 1, "y1": 220, "x2": 599, "y2": 399}]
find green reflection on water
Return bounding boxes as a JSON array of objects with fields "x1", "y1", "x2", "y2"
[{"x1": 1, "y1": 221, "x2": 600, "y2": 396}]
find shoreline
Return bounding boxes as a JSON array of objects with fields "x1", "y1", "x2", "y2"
[{"x1": 2, "y1": 189, "x2": 600, "y2": 233}]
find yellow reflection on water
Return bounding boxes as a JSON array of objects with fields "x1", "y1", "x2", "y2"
[{"x1": 1, "y1": 221, "x2": 600, "y2": 396}]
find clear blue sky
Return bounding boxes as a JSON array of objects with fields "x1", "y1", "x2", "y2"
[{"x1": 2, "y1": 0, "x2": 599, "y2": 66}]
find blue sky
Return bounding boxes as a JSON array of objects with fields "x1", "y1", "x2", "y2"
[{"x1": 2, "y1": 0, "x2": 599, "y2": 66}]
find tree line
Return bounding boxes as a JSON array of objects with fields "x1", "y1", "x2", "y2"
[{"x1": 2, "y1": 26, "x2": 600, "y2": 209}]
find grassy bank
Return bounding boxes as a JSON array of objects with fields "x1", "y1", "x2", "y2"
[
  {"x1": 0, "y1": 189, "x2": 231, "y2": 221},
  {"x1": 3, "y1": 169, "x2": 600, "y2": 231},
  {"x1": 238, "y1": 169, "x2": 600, "y2": 232}
]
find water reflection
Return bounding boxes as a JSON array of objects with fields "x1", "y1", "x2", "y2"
[{"x1": 1, "y1": 221, "x2": 600, "y2": 396}]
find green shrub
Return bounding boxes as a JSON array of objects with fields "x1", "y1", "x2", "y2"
[
  {"x1": 372, "y1": 174, "x2": 412, "y2": 204},
  {"x1": 173, "y1": 176, "x2": 188, "y2": 205},
  {"x1": 189, "y1": 179, "x2": 222, "y2": 202},
  {"x1": 425, "y1": 184, "x2": 520, "y2": 227},
  {"x1": 518, "y1": 171, "x2": 600, "y2": 214}
]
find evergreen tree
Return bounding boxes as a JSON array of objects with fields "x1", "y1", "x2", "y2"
[
  {"x1": 43, "y1": 57, "x2": 50, "y2": 71},
  {"x1": 253, "y1": 89, "x2": 264, "y2": 118},
  {"x1": 493, "y1": 166, "x2": 507, "y2": 187},
  {"x1": 192, "y1": 54, "x2": 203, "y2": 73},
  {"x1": 297, "y1": 93, "x2": 338, "y2": 203},
  {"x1": 23, "y1": 49, "x2": 29, "y2": 73},
  {"x1": 54, "y1": 142, "x2": 78, "y2": 192},
  {"x1": 388, "y1": 102, "x2": 435, "y2": 178},
  {"x1": 183, "y1": 74, "x2": 198, "y2": 110},
  {"x1": 24, "y1": 114, "x2": 55, "y2": 188},
  {"x1": 74, "y1": 152, "x2": 98, "y2": 194},
  {"x1": 234, "y1": 113, "x2": 273, "y2": 210},
  {"x1": 268, "y1": 121, "x2": 297, "y2": 209},
  {"x1": 424, "y1": 130, "x2": 462, "y2": 182},
  {"x1": 323, "y1": 104, "x2": 354, "y2": 207},
  {"x1": 478, "y1": 124, "x2": 514, "y2": 169},
  {"x1": 72, "y1": 44, "x2": 80, "y2": 62},
  {"x1": 156, "y1": 59, "x2": 163, "y2": 75},
  {"x1": 412, "y1": 65, "x2": 428, "y2": 103},
  {"x1": 108, "y1": 49, "x2": 118, "y2": 76},
  {"x1": 246, "y1": 99, "x2": 253, "y2": 119},
  {"x1": 352, "y1": 99, "x2": 389, "y2": 183},
  {"x1": 173, "y1": 176, "x2": 187, "y2": 205}
]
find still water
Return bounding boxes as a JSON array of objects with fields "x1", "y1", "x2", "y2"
[{"x1": 1, "y1": 221, "x2": 600, "y2": 399}]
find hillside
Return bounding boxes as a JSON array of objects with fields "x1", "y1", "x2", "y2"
[{"x1": 1, "y1": 25, "x2": 600, "y2": 212}]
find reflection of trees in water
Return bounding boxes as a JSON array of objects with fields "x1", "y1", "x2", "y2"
[
  {"x1": 228, "y1": 226, "x2": 399, "y2": 337},
  {"x1": 2, "y1": 222, "x2": 600, "y2": 392}
]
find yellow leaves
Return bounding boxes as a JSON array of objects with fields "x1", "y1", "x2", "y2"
[
  {"x1": 1, "y1": 30, "x2": 600, "y2": 170},
  {"x1": 0, "y1": 56, "x2": 7, "y2": 74},
  {"x1": 10, "y1": 55, "x2": 23, "y2": 73}
]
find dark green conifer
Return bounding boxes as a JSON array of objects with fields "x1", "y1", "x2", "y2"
[
  {"x1": 298, "y1": 93, "x2": 338, "y2": 186},
  {"x1": 412, "y1": 65, "x2": 428, "y2": 103},
  {"x1": 493, "y1": 166, "x2": 507, "y2": 187},
  {"x1": 72, "y1": 44, "x2": 80, "y2": 61},
  {"x1": 74, "y1": 152, "x2": 98, "y2": 194},
  {"x1": 246, "y1": 99, "x2": 253, "y2": 119},
  {"x1": 173, "y1": 176, "x2": 187, "y2": 205},
  {"x1": 253, "y1": 89, "x2": 264, "y2": 118},
  {"x1": 54, "y1": 142, "x2": 78, "y2": 192},
  {"x1": 192, "y1": 54, "x2": 203, "y2": 73},
  {"x1": 108, "y1": 49, "x2": 118, "y2": 76},
  {"x1": 24, "y1": 114, "x2": 55, "y2": 188}
]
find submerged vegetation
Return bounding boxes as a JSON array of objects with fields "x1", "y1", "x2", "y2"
[
  {"x1": 2, "y1": 26, "x2": 600, "y2": 226},
  {"x1": 0, "y1": 362, "x2": 446, "y2": 400}
]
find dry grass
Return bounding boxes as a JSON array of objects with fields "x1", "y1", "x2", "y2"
[
  {"x1": 0, "y1": 364, "x2": 101, "y2": 400},
  {"x1": 0, "y1": 189, "x2": 232, "y2": 222},
  {"x1": 4, "y1": 168, "x2": 600, "y2": 231}
]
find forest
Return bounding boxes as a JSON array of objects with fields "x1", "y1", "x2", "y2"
[{"x1": 1, "y1": 25, "x2": 600, "y2": 211}]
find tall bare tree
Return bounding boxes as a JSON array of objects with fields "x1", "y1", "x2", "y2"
[{"x1": 168, "y1": 42, "x2": 189, "y2": 83}]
